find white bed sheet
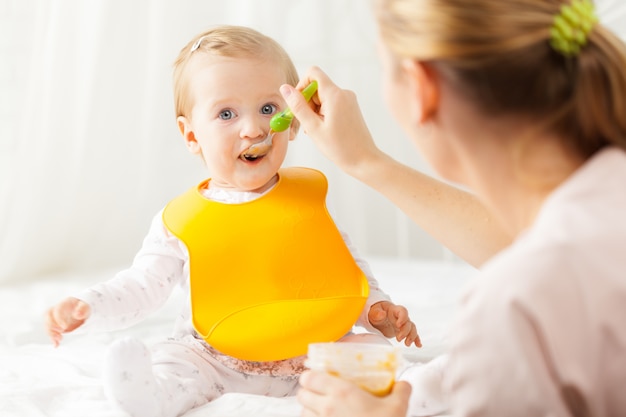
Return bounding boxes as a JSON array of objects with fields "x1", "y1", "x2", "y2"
[{"x1": 0, "y1": 258, "x2": 476, "y2": 417}]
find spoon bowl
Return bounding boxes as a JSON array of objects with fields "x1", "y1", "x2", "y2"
[{"x1": 242, "y1": 132, "x2": 276, "y2": 159}]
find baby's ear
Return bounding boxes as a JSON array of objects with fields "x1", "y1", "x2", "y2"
[{"x1": 177, "y1": 116, "x2": 201, "y2": 154}]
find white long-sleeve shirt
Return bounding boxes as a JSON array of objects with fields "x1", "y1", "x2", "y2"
[
  {"x1": 75, "y1": 185, "x2": 390, "y2": 343},
  {"x1": 446, "y1": 147, "x2": 626, "y2": 416}
]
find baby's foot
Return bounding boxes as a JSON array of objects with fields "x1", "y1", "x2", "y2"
[
  {"x1": 398, "y1": 354, "x2": 449, "y2": 416},
  {"x1": 103, "y1": 337, "x2": 161, "y2": 417}
]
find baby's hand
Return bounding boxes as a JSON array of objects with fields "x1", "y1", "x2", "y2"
[
  {"x1": 368, "y1": 301, "x2": 421, "y2": 347},
  {"x1": 46, "y1": 297, "x2": 91, "y2": 347}
]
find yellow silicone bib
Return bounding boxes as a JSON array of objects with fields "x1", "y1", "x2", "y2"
[{"x1": 162, "y1": 167, "x2": 369, "y2": 361}]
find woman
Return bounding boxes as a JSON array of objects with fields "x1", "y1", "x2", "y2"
[{"x1": 282, "y1": 0, "x2": 626, "y2": 415}]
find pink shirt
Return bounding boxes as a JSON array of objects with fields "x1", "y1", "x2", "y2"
[{"x1": 447, "y1": 147, "x2": 626, "y2": 416}]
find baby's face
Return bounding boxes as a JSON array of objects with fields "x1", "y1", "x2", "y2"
[{"x1": 178, "y1": 54, "x2": 294, "y2": 193}]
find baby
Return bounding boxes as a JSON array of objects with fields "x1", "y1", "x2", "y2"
[{"x1": 45, "y1": 25, "x2": 420, "y2": 417}]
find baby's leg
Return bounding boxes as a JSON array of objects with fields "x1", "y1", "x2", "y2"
[
  {"x1": 398, "y1": 354, "x2": 449, "y2": 416},
  {"x1": 103, "y1": 338, "x2": 160, "y2": 416},
  {"x1": 103, "y1": 337, "x2": 222, "y2": 417}
]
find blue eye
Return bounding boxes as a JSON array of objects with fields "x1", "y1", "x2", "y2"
[
  {"x1": 219, "y1": 109, "x2": 235, "y2": 120},
  {"x1": 261, "y1": 104, "x2": 276, "y2": 115}
]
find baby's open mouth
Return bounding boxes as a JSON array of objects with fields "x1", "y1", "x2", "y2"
[
  {"x1": 240, "y1": 151, "x2": 266, "y2": 162},
  {"x1": 241, "y1": 137, "x2": 272, "y2": 161}
]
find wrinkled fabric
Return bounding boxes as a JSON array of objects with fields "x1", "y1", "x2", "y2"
[{"x1": 447, "y1": 147, "x2": 626, "y2": 417}]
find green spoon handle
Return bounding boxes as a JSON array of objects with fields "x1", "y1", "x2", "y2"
[{"x1": 269, "y1": 81, "x2": 318, "y2": 132}]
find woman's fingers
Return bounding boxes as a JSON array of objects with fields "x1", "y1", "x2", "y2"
[{"x1": 298, "y1": 370, "x2": 412, "y2": 417}]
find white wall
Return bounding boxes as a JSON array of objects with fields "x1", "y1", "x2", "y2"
[
  {"x1": 1, "y1": 0, "x2": 624, "y2": 282},
  {"x1": 0, "y1": 0, "x2": 450, "y2": 283}
]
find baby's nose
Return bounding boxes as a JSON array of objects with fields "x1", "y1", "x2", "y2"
[{"x1": 240, "y1": 119, "x2": 267, "y2": 139}]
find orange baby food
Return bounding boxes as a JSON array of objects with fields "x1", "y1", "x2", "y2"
[{"x1": 307, "y1": 342, "x2": 400, "y2": 397}]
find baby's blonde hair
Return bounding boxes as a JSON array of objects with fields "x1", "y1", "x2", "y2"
[
  {"x1": 375, "y1": 0, "x2": 626, "y2": 156},
  {"x1": 173, "y1": 25, "x2": 299, "y2": 128}
]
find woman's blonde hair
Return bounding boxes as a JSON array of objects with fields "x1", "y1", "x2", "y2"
[
  {"x1": 173, "y1": 25, "x2": 299, "y2": 127},
  {"x1": 375, "y1": 0, "x2": 626, "y2": 156}
]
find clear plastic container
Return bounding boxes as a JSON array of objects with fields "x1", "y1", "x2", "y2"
[{"x1": 305, "y1": 342, "x2": 400, "y2": 396}]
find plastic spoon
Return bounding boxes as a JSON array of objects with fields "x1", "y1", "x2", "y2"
[{"x1": 242, "y1": 81, "x2": 318, "y2": 158}]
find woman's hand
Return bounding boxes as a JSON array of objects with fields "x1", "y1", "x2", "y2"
[
  {"x1": 298, "y1": 370, "x2": 411, "y2": 417},
  {"x1": 369, "y1": 301, "x2": 421, "y2": 347},
  {"x1": 280, "y1": 66, "x2": 383, "y2": 179},
  {"x1": 46, "y1": 297, "x2": 91, "y2": 347}
]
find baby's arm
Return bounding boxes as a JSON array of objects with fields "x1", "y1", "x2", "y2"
[
  {"x1": 331, "y1": 211, "x2": 421, "y2": 346},
  {"x1": 45, "y1": 210, "x2": 187, "y2": 345}
]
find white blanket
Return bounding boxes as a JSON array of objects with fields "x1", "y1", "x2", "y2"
[{"x1": 0, "y1": 259, "x2": 475, "y2": 417}]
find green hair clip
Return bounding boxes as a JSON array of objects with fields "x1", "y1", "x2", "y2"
[{"x1": 550, "y1": 0, "x2": 598, "y2": 56}]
